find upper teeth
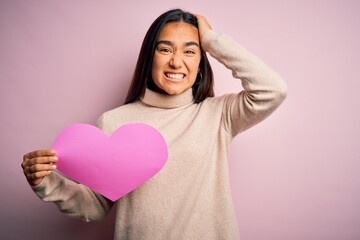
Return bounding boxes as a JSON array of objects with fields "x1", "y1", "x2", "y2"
[{"x1": 166, "y1": 73, "x2": 184, "y2": 79}]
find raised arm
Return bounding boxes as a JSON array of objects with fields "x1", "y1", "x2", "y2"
[{"x1": 198, "y1": 16, "x2": 287, "y2": 136}]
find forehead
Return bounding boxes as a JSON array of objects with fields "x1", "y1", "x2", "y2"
[{"x1": 158, "y1": 21, "x2": 199, "y2": 43}]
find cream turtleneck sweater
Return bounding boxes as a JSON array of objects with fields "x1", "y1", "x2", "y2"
[{"x1": 32, "y1": 30, "x2": 287, "y2": 240}]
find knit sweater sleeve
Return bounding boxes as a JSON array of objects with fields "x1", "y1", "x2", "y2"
[
  {"x1": 31, "y1": 172, "x2": 113, "y2": 222},
  {"x1": 201, "y1": 30, "x2": 288, "y2": 137},
  {"x1": 31, "y1": 120, "x2": 114, "y2": 222}
]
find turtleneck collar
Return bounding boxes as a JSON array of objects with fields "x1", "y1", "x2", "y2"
[{"x1": 140, "y1": 88, "x2": 194, "y2": 109}]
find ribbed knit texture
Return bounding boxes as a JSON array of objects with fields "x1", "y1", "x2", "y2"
[{"x1": 32, "y1": 29, "x2": 287, "y2": 240}]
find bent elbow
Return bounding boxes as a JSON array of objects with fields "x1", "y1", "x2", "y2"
[{"x1": 272, "y1": 76, "x2": 288, "y2": 103}]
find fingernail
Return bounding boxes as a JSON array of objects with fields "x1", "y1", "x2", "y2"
[
  {"x1": 52, "y1": 165, "x2": 57, "y2": 169},
  {"x1": 53, "y1": 157, "x2": 58, "y2": 162}
]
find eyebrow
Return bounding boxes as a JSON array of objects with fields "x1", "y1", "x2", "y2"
[{"x1": 156, "y1": 40, "x2": 199, "y2": 47}]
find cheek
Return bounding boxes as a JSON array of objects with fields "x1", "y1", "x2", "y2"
[
  {"x1": 151, "y1": 55, "x2": 167, "y2": 78},
  {"x1": 188, "y1": 59, "x2": 201, "y2": 77},
  {"x1": 151, "y1": 59, "x2": 161, "y2": 80}
]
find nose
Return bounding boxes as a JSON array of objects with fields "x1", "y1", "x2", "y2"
[{"x1": 169, "y1": 52, "x2": 182, "y2": 69}]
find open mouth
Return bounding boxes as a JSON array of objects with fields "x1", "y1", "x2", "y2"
[{"x1": 165, "y1": 72, "x2": 186, "y2": 80}]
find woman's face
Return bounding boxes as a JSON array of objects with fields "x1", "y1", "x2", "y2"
[{"x1": 151, "y1": 21, "x2": 201, "y2": 95}]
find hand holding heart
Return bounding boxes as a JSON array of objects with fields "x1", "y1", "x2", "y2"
[
  {"x1": 22, "y1": 123, "x2": 168, "y2": 201},
  {"x1": 22, "y1": 149, "x2": 58, "y2": 186}
]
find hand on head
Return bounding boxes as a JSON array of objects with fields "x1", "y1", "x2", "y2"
[
  {"x1": 192, "y1": 14, "x2": 212, "y2": 41},
  {"x1": 22, "y1": 149, "x2": 58, "y2": 186}
]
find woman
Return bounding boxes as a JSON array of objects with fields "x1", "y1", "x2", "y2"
[{"x1": 22, "y1": 9, "x2": 287, "y2": 240}]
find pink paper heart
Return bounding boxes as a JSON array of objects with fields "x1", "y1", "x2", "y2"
[{"x1": 52, "y1": 123, "x2": 168, "y2": 201}]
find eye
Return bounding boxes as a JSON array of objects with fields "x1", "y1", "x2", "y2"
[
  {"x1": 184, "y1": 49, "x2": 196, "y2": 55},
  {"x1": 159, "y1": 48, "x2": 172, "y2": 53}
]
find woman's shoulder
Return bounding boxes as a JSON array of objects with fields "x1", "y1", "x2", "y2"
[
  {"x1": 201, "y1": 93, "x2": 237, "y2": 106},
  {"x1": 102, "y1": 101, "x2": 141, "y2": 118},
  {"x1": 195, "y1": 93, "x2": 238, "y2": 115},
  {"x1": 96, "y1": 101, "x2": 142, "y2": 134}
]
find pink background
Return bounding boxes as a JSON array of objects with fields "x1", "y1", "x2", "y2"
[{"x1": 1, "y1": 0, "x2": 359, "y2": 239}]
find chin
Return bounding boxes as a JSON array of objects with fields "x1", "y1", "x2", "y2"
[
  {"x1": 164, "y1": 90, "x2": 181, "y2": 95},
  {"x1": 164, "y1": 88, "x2": 186, "y2": 95}
]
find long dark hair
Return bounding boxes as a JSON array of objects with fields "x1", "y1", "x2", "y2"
[{"x1": 124, "y1": 9, "x2": 214, "y2": 104}]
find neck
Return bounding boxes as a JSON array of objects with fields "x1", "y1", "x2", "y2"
[{"x1": 140, "y1": 88, "x2": 194, "y2": 109}]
